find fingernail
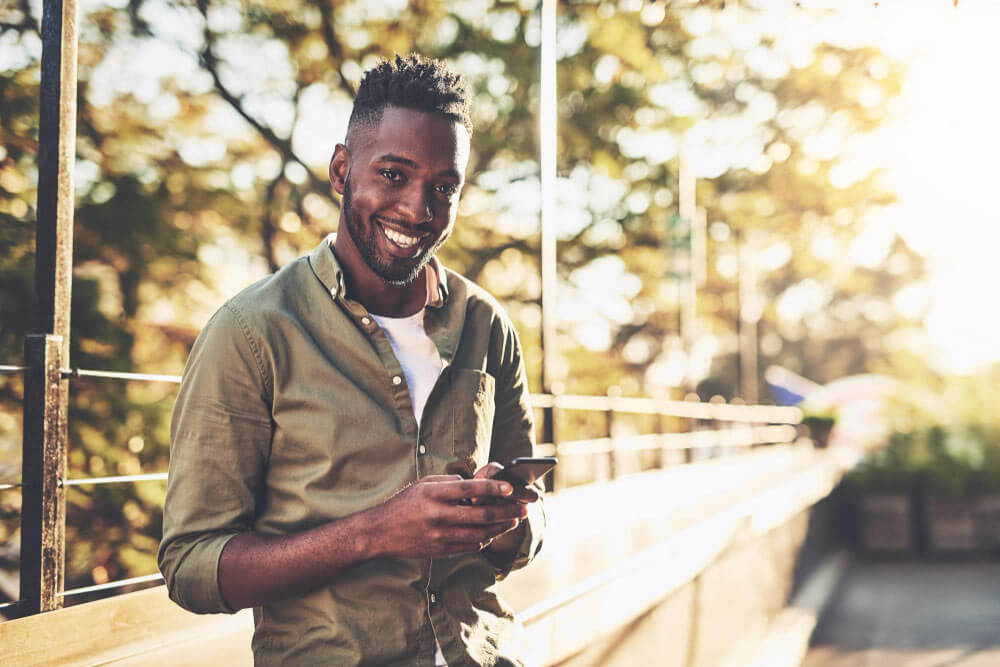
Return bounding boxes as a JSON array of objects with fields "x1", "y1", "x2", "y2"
[{"x1": 500, "y1": 483, "x2": 513, "y2": 495}]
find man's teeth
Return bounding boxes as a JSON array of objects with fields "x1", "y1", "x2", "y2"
[{"x1": 383, "y1": 227, "x2": 420, "y2": 248}]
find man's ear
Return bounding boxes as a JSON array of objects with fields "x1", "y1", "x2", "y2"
[{"x1": 329, "y1": 144, "x2": 349, "y2": 195}]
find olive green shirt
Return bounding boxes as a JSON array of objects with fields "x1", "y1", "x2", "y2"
[{"x1": 158, "y1": 236, "x2": 545, "y2": 666}]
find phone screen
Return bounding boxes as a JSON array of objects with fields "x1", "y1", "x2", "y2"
[{"x1": 494, "y1": 457, "x2": 557, "y2": 486}]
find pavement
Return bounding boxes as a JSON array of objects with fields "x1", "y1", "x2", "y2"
[{"x1": 804, "y1": 561, "x2": 1000, "y2": 667}]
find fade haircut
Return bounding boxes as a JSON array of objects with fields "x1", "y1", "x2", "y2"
[{"x1": 347, "y1": 54, "x2": 473, "y2": 142}]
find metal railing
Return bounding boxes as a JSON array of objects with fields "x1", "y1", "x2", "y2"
[
  {"x1": 1, "y1": 359, "x2": 801, "y2": 618},
  {"x1": 0, "y1": 0, "x2": 805, "y2": 623},
  {"x1": 1, "y1": 358, "x2": 183, "y2": 617}
]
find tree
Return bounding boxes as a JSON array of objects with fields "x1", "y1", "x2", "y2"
[{"x1": 1, "y1": 0, "x2": 926, "y2": 602}]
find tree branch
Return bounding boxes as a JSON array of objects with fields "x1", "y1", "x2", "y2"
[
  {"x1": 261, "y1": 171, "x2": 284, "y2": 273},
  {"x1": 194, "y1": 0, "x2": 327, "y2": 193},
  {"x1": 315, "y1": 0, "x2": 357, "y2": 99}
]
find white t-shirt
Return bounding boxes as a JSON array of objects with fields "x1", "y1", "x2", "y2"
[
  {"x1": 369, "y1": 309, "x2": 448, "y2": 666},
  {"x1": 370, "y1": 309, "x2": 442, "y2": 426}
]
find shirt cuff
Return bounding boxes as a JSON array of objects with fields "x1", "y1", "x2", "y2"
[{"x1": 163, "y1": 532, "x2": 239, "y2": 614}]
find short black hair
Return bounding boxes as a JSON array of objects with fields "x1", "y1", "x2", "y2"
[{"x1": 348, "y1": 54, "x2": 472, "y2": 139}]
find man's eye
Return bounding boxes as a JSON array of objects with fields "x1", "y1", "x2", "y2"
[
  {"x1": 379, "y1": 169, "x2": 403, "y2": 182},
  {"x1": 436, "y1": 184, "x2": 459, "y2": 197}
]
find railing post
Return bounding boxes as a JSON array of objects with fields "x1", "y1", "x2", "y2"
[
  {"x1": 35, "y1": 0, "x2": 77, "y2": 351},
  {"x1": 655, "y1": 408, "x2": 666, "y2": 470},
  {"x1": 543, "y1": 383, "x2": 562, "y2": 492},
  {"x1": 538, "y1": 0, "x2": 558, "y2": 407},
  {"x1": 19, "y1": 335, "x2": 68, "y2": 615},
  {"x1": 683, "y1": 392, "x2": 699, "y2": 464},
  {"x1": 16, "y1": 0, "x2": 78, "y2": 618},
  {"x1": 605, "y1": 386, "x2": 620, "y2": 479}
]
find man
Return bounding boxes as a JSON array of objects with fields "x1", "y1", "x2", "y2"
[{"x1": 158, "y1": 55, "x2": 545, "y2": 666}]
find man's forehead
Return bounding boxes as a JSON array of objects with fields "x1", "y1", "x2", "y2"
[{"x1": 349, "y1": 106, "x2": 470, "y2": 173}]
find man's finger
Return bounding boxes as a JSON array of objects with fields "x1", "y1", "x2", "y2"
[
  {"x1": 453, "y1": 502, "x2": 526, "y2": 525},
  {"x1": 420, "y1": 474, "x2": 465, "y2": 483},
  {"x1": 511, "y1": 485, "x2": 539, "y2": 504},
  {"x1": 444, "y1": 520, "x2": 520, "y2": 546},
  {"x1": 432, "y1": 478, "x2": 514, "y2": 501},
  {"x1": 472, "y1": 462, "x2": 503, "y2": 480}
]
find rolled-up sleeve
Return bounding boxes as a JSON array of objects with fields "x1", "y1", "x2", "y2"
[
  {"x1": 488, "y1": 323, "x2": 546, "y2": 578},
  {"x1": 158, "y1": 303, "x2": 273, "y2": 613}
]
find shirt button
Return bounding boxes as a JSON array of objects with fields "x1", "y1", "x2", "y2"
[
  {"x1": 329, "y1": 288, "x2": 338, "y2": 298},
  {"x1": 361, "y1": 316, "x2": 371, "y2": 326},
  {"x1": 419, "y1": 445, "x2": 427, "y2": 454},
  {"x1": 392, "y1": 375, "x2": 402, "y2": 386},
  {"x1": 429, "y1": 593, "x2": 437, "y2": 604}
]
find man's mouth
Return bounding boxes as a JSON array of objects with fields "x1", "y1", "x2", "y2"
[{"x1": 377, "y1": 220, "x2": 426, "y2": 253}]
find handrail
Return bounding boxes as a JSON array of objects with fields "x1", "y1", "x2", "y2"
[
  {"x1": 61, "y1": 368, "x2": 182, "y2": 383},
  {"x1": 0, "y1": 364, "x2": 183, "y2": 383},
  {"x1": 59, "y1": 573, "x2": 163, "y2": 598},
  {"x1": 28, "y1": 425, "x2": 800, "y2": 490},
  {"x1": 63, "y1": 473, "x2": 167, "y2": 487},
  {"x1": 530, "y1": 392, "x2": 800, "y2": 423},
  {"x1": 2, "y1": 362, "x2": 802, "y2": 423},
  {"x1": 551, "y1": 425, "x2": 799, "y2": 457},
  {"x1": 44, "y1": 427, "x2": 799, "y2": 490}
]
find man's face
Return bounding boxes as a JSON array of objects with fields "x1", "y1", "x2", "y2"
[{"x1": 334, "y1": 106, "x2": 470, "y2": 286}]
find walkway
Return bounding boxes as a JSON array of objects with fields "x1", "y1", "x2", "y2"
[{"x1": 804, "y1": 561, "x2": 1000, "y2": 667}]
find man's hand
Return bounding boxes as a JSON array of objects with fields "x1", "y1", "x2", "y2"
[
  {"x1": 371, "y1": 475, "x2": 527, "y2": 558},
  {"x1": 473, "y1": 463, "x2": 540, "y2": 557},
  {"x1": 473, "y1": 462, "x2": 540, "y2": 504},
  {"x1": 218, "y1": 473, "x2": 532, "y2": 610}
]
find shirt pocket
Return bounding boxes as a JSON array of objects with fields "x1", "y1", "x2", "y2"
[{"x1": 451, "y1": 369, "x2": 496, "y2": 472}]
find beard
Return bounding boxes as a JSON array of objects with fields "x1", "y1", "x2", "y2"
[{"x1": 341, "y1": 178, "x2": 448, "y2": 286}]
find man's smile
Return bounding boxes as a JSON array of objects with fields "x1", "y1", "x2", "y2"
[{"x1": 375, "y1": 217, "x2": 428, "y2": 256}]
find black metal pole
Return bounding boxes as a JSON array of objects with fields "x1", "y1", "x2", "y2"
[
  {"x1": 18, "y1": 335, "x2": 67, "y2": 615},
  {"x1": 35, "y1": 0, "x2": 77, "y2": 351},
  {"x1": 19, "y1": 0, "x2": 78, "y2": 616}
]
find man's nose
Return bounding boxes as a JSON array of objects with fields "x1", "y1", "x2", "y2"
[{"x1": 397, "y1": 184, "x2": 433, "y2": 224}]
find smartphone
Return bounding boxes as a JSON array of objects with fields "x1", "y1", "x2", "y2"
[{"x1": 493, "y1": 457, "x2": 558, "y2": 487}]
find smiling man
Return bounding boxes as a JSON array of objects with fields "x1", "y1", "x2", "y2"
[{"x1": 158, "y1": 55, "x2": 545, "y2": 666}]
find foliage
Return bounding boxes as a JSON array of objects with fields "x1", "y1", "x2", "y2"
[
  {"x1": 847, "y1": 423, "x2": 1000, "y2": 499},
  {"x1": 846, "y1": 431, "x2": 920, "y2": 495},
  {"x1": 1, "y1": 0, "x2": 922, "y2": 602}
]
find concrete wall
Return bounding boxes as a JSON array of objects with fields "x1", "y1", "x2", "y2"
[
  {"x1": 556, "y1": 510, "x2": 810, "y2": 667},
  {"x1": 499, "y1": 442, "x2": 843, "y2": 666}
]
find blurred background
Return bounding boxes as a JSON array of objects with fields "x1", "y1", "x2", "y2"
[{"x1": 2, "y1": 0, "x2": 1000, "y2": 662}]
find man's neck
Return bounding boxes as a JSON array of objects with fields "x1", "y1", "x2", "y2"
[{"x1": 331, "y1": 233, "x2": 428, "y2": 317}]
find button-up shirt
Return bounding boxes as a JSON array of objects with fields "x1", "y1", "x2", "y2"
[{"x1": 158, "y1": 235, "x2": 545, "y2": 666}]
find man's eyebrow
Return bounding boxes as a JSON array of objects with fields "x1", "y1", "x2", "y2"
[
  {"x1": 375, "y1": 153, "x2": 419, "y2": 168},
  {"x1": 374, "y1": 154, "x2": 461, "y2": 179}
]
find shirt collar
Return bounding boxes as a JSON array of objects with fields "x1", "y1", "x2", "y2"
[{"x1": 309, "y1": 233, "x2": 448, "y2": 309}]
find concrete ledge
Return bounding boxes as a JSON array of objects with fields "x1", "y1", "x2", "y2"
[
  {"x1": 730, "y1": 550, "x2": 850, "y2": 667},
  {"x1": 500, "y1": 443, "x2": 843, "y2": 665},
  {"x1": 0, "y1": 585, "x2": 253, "y2": 666}
]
